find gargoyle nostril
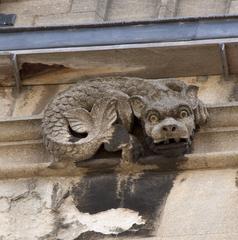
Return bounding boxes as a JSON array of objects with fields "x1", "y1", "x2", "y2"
[{"x1": 162, "y1": 125, "x2": 177, "y2": 132}]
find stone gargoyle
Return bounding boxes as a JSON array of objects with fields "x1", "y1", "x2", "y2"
[{"x1": 42, "y1": 77, "x2": 208, "y2": 167}]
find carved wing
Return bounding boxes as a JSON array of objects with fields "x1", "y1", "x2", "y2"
[
  {"x1": 64, "y1": 98, "x2": 117, "y2": 139},
  {"x1": 91, "y1": 98, "x2": 118, "y2": 133},
  {"x1": 64, "y1": 108, "x2": 93, "y2": 133}
]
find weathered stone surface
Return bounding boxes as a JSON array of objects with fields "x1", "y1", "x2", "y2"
[
  {"x1": 2, "y1": 0, "x2": 238, "y2": 27},
  {"x1": 177, "y1": 0, "x2": 228, "y2": 16},
  {"x1": 0, "y1": 77, "x2": 237, "y2": 169},
  {"x1": 157, "y1": 169, "x2": 238, "y2": 238},
  {"x1": 0, "y1": 169, "x2": 237, "y2": 239},
  {"x1": 194, "y1": 129, "x2": 238, "y2": 153},
  {"x1": 12, "y1": 85, "x2": 68, "y2": 117},
  {"x1": 0, "y1": 141, "x2": 47, "y2": 165},
  {"x1": 0, "y1": 2, "x2": 238, "y2": 240},
  {"x1": 0, "y1": 116, "x2": 41, "y2": 142},
  {"x1": 180, "y1": 75, "x2": 236, "y2": 105},
  {"x1": 0, "y1": 87, "x2": 14, "y2": 119},
  {"x1": 97, "y1": 0, "x2": 110, "y2": 19},
  {"x1": 229, "y1": 0, "x2": 238, "y2": 14},
  {"x1": 0, "y1": 172, "x2": 172, "y2": 239},
  {"x1": 106, "y1": 0, "x2": 159, "y2": 21},
  {"x1": 71, "y1": 0, "x2": 98, "y2": 12},
  {"x1": 41, "y1": 77, "x2": 208, "y2": 167},
  {"x1": 157, "y1": 0, "x2": 178, "y2": 18},
  {"x1": 0, "y1": 56, "x2": 15, "y2": 87},
  {"x1": 0, "y1": 0, "x2": 72, "y2": 16},
  {"x1": 13, "y1": 14, "x2": 35, "y2": 27},
  {"x1": 35, "y1": 12, "x2": 103, "y2": 26},
  {"x1": 17, "y1": 45, "x2": 223, "y2": 86},
  {"x1": 0, "y1": 179, "x2": 29, "y2": 198},
  {"x1": 0, "y1": 198, "x2": 10, "y2": 212}
]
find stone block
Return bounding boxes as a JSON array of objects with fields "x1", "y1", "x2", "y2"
[
  {"x1": 157, "y1": 169, "x2": 238, "y2": 238},
  {"x1": 13, "y1": 14, "x2": 35, "y2": 27},
  {"x1": 12, "y1": 85, "x2": 67, "y2": 117},
  {"x1": 229, "y1": 0, "x2": 238, "y2": 14},
  {"x1": 0, "y1": 141, "x2": 47, "y2": 165},
  {"x1": 0, "y1": 170, "x2": 237, "y2": 239},
  {"x1": 35, "y1": 12, "x2": 103, "y2": 26},
  {"x1": 177, "y1": 0, "x2": 228, "y2": 17},
  {"x1": 0, "y1": 0, "x2": 71, "y2": 16},
  {"x1": 0, "y1": 198, "x2": 10, "y2": 212},
  {"x1": 72, "y1": 0, "x2": 109, "y2": 20},
  {"x1": 0, "y1": 179, "x2": 29, "y2": 198},
  {"x1": 158, "y1": 0, "x2": 178, "y2": 18},
  {"x1": 106, "y1": 0, "x2": 158, "y2": 21},
  {"x1": 97, "y1": 0, "x2": 110, "y2": 19},
  {"x1": 0, "y1": 55, "x2": 15, "y2": 87},
  {"x1": 71, "y1": 0, "x2": 98, "y2": 12},
  {"x1": 0, "y1": 87, "x2": 14, "y2": 119},
  {"x1": 0, "y1": 117, "x2": 41, "y2": 142}
]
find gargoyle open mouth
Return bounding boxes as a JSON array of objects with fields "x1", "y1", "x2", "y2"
[
  {"x1": 146, "y1": 137, "x2": 192, "y2": 156},
  {"x1": 154, "y1": 138, "x2": 191, "y2": 150}
]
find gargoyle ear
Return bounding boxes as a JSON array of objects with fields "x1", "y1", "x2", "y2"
[
  {"x1": 186, "y1": 85, "x2": 199, "y2": 108},
  {"x1": 129, "y1": 95, "x2": 146, "y2": 118},
  {"x1": 186, "y1": 85, "x2": 209, "y2": 125}
]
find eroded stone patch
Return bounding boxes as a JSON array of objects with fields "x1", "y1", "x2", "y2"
[
  {"x1": 0, "y1": 173, "x2": 176, "y2": 240},
  {"x1": 57, "y1": 196, "x2": 145, "y2": 239},
  {"x1": 71, "y1": 171, "x2": 176, "y2": 238}
]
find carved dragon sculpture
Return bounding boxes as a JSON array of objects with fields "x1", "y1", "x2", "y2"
[{"x1": 42, "y1": 77, "x2": 208, "y2": 167}]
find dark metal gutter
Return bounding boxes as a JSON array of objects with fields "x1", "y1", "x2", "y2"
[{"x1": 3, "y1": 16, "x2": 238, "y2": 51}]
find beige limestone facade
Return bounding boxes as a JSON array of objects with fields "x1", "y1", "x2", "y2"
[
  {"x1": 0, "y1": 0, "x2": 237, "y2": 27},
  {"x1": 1, "y1": 1, "x2": 238, "y2": 240}
]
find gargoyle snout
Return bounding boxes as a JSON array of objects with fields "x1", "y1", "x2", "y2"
[
  {"x1": 162, "y1": 124, "x2": 177, "y2": 133},
  {"x1": 151, "y1": 118, "x2": 189, "y2": 142}
]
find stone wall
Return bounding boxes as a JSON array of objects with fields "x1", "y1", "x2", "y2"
[
  {"x1": 1, "y1": 1, "x2": 238, "y2": 240},
  {"x1": 1, "y1": 0, "x2": 238, "y2": 27},
  {"x1": 1, "y1": 169, "x2": 238, "y2": 240}
]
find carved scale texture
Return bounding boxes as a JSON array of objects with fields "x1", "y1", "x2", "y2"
[{"x1": 42, "y1": 77, "x2": 190, "y2": 162}]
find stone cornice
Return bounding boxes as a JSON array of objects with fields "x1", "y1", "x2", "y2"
[{"x1": 0, "y1": 104, "x2": 237, "y2": 178}]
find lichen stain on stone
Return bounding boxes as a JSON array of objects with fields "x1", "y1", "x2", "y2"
[
  {"x1": 71, "y1": 171, "x2": 176, "y2": 237},
  {"x1": 20, "y1": 62, "x2": 68, "y2": 80},
  {"x1": 32, "y1": 85, "x2": 60, "y2": 115}
]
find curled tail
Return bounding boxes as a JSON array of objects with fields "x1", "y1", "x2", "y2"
[{"x1": 42, "y1": 98, "x2": 118, "y2": 162}]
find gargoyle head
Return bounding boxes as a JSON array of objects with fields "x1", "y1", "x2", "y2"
[{"x1": 129, "y1": 81, "x2": 208, "y2": 156}]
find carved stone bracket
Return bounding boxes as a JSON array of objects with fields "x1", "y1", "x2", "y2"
[{"x1": 42, "y1": 77, "x2": 208, "y2": 168}]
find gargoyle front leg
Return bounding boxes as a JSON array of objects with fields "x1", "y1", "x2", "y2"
[
  {"x1": 104, "y1": 124, "x2": 143, "y2": 163},
  {"x1": 121, "y1": 135, "x2": 144, "y2": 163}
]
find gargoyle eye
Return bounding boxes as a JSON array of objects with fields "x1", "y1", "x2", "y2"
[
  {"x1": 179, "y1": 109, "x2": 190, "y2": 118},
  {"x1": 148, "y1": 113, "x2": 160, "y2": 123}
]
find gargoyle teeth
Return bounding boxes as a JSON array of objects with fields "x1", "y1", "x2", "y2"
[{"x1": 154, "y1": 138, "x2": 191, "y2": 145}]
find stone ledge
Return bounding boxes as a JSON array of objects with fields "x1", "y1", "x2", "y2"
[
  {"x1": 0, "y1": 104, "x2": 237, "y2": 175},
  {"x1": 0, "y1": 151, "x2": 238, "y2": 179},
  {"x1": 0, "y1": 115, "x2": 42, "y2": 142},
  {"x1": 0, "y1": 104, "x2": 235, "y2": 141}
]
